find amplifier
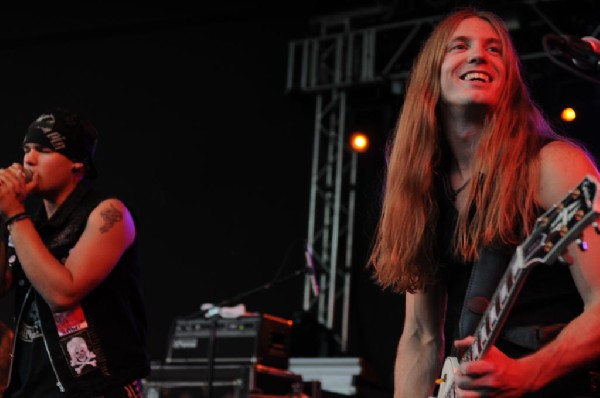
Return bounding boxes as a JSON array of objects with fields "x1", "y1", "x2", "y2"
[
  {"x1": 143, "y1": 362, "x2": 304, "y2": 398},
  {"x1": 165, "y1": 313, "x2": 293, "y2": 370}
]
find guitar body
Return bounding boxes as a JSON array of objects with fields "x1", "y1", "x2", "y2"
[{"x1": 436, "y1": 356, "x2": 459, "y2": 398}]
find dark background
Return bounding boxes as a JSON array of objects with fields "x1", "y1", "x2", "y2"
[{"x1": 1, "y1": 1, "x2": 599, "y2": 395}]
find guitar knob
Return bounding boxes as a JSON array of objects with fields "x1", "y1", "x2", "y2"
[
  {"x1": 593, "y1": 221, "x2": 600, "y2": 234},
  {"x1": 577, "y1": 238, "x2": 588, "y2": 251}
]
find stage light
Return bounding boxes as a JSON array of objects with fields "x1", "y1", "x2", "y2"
[
  {"x1": 561, "y1": 107, "x2": 576, "y2": 122},
  {"x1": 349, "y1": 132, "x2": 369, "y2": 153}
]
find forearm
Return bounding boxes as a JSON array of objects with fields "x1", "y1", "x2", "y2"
[
  {"x1": 394, "y1": 332, "x2": 442, "y2": 398},
  {"x1": 518, "y1": 301, "x2": 600, "y2": 392}
]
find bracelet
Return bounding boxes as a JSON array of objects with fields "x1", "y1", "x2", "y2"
[{"x1": 4, "y1": 212, "x2": 30, "y2": 227}]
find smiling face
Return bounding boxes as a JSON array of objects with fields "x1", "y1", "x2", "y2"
[{"x1": 440, "y1": 17, "x2": 506, "y2": 109}]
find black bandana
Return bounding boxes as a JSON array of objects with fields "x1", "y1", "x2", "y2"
[{"x1": 23, "y1": 109, "x2": 98, "y2": 179}]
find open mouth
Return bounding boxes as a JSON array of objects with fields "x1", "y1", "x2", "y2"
[{"x1": 460, "y1": 72, "x2": 492, "y2": 83}]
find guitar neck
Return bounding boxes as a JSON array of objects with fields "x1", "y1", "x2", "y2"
[{"x1": 461, "y1": 247, "x2": 534, "y2": 363}]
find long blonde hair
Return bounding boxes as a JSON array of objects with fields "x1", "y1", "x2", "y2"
[{"x1": 368, "y1": 8, "x2": 563, "y2": 293}]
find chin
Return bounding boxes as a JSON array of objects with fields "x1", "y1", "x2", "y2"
[{"x1": 465, "y1": 95, "x2": 497, "y2": 106}]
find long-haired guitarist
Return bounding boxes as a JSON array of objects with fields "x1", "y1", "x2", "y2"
[{"x1": 368, "y1": 6, "x2": 600, "y2": 398}]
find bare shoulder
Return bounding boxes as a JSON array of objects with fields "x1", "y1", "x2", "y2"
[
  {"x1": 538, "y1": 140, "x2": 600, "y2": 209},
  {"x1": 89, "y1": 198, "x2": 135, "y2": 235},
  {"x1": 540, "y1": 140, "x2": 595, "y2": 164}
]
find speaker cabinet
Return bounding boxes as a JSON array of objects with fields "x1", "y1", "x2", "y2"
[{"x1": 143, "y1": 362, "x2": 305, "y2": 398}]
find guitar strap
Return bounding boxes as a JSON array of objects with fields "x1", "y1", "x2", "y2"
[
  {"x1": 457, "y1": 245, "x2": 508, "y2": 340},
  {"x1": 449, "y1": 170, "x2": 565, "y2": 351},
  {"x1": 457, "y1": 245, "x2": 566, "y2": 352}
]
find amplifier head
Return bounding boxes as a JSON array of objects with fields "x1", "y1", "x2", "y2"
[{"x1": 165, "y1": 313, "x2": 293, "y2": 370}]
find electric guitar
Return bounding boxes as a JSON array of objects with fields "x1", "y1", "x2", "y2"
[{"x1": 435, "y1": 175, "x2": 600, "y2": 398}]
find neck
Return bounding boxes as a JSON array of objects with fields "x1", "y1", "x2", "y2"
[
  {"x1": 440, "y1": 103, "x2": 488, "y2": 177},
  {"x1": 43, "y1": 181, "x2": 79, "y2": 219}
]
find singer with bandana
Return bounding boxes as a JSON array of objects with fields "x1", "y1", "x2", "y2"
[{"x1": 0, "y1": 108, "x2": 150, "y2": 397}]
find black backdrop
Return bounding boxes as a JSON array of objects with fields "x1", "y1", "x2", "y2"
[{"x1": 1, "y1": 2, "x2": 599, "y2": 395}]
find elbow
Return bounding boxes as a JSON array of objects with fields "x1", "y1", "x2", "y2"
[
  {"x1": 399, "y1": 328, "x2": 441, "y2": 351},
  {"x1": 46, "y1": 293, "x2": 82, "y2": 313}
]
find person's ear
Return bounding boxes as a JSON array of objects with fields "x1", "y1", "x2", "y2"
[{"x1": 72, "y1": 162, "x2": 84, "y2": 174}]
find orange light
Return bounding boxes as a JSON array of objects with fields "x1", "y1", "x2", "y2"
[
  {"x1": 561, "y1": 107, "x2": 576, "y2": 122},
  {"x1": 350, "y1": 132, "x2": 369, "y2": 153}
]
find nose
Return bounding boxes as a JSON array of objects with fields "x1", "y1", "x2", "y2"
[
  {"x1": 468, "y1": 53, "x2": 486, "y2": 64},
  {"x1": 23, "y1": 148, "x2": 38, "y2": 164},
  {"x1": 467, "y1": 45, "x2": 487, "y2": 64}
]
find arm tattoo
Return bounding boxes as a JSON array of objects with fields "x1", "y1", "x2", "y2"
[{"x1": 99, "y1": 203, "x2": 124, "y2": 233}]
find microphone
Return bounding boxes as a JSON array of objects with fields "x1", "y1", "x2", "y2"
[
  {"x1": 24, "y1": 169, "x2": 33, "y2": 183},
  {"x1": 582, "y1": 36, "x2": 600, "y2": 53},
  {"x1": 0, "y1": 168, "x2": 33, "y2": 182},
  {"x1": 304, "y1": 242, "x2": 320, "y2": 297},
  {"x1": 544, "y1": 34, "x2": 600, "y2": 72}
]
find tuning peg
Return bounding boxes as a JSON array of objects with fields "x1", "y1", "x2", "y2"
[
  {"x1": 577, "y1": 238, "x2": 588, "y2": 251},
  {"x1": 593, "y1": 221, "x2": 600, "y2": 234}
]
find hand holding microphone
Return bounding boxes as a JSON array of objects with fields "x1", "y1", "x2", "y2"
[{"x1": 0, "y1": 164, "x2": 33, "y2": 218}]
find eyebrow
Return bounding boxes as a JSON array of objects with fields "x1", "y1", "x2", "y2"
[
  {"x1": 24, "y1": 143, "x2": 49, "y2": 151},
  {"x1": 450, "y1": 35, "x2": 502, "y2": 46}
]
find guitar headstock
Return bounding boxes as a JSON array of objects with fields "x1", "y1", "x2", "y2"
[{"x1": 521, "y1": 175, "x2": 600, "y2": 267}]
